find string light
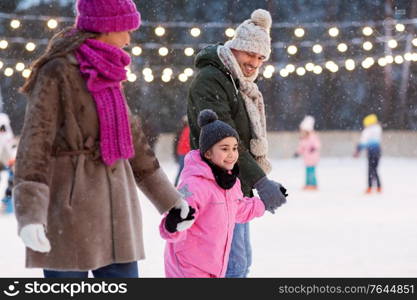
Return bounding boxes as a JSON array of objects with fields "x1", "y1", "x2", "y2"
[
  {"x1": 190, "y1": 27, "x2": 201, "y2": 37},
  {"x1": 178, "y1": 73, "x2": 188, "y2": 82},
  {"x1": 155, "y1": 26, "x2": 166, "y2": 37},
  {"x1": 47, "y1": 19, "x2": 58, "y2": 29},
  {"x1": 22, "y1": 69, "x2": 31, "y2": 78},
  {"x1": 158, "y1": 47, "x2": 169, "y2": 56},
  {"x1": 361, "y1": 57, "x2": 375, "y2": 68},
  {"x1": 395, "y1": 23, "x2": 405, "y2": 32},
  {"x1": 25, "y1": 42, "x2": 36, "y2": 51},
  {"x1": 328, "y1": 27, "x2": 339, "y2": 37},
  {"x1": 144, "y1": 74, "x2": 154, "y2": 82},
  {"x1": 305, "y1": 62, "x2": 315, "y2": 71},
  {"x1": 394, "y1": 55, "x2": 404, "y2": 64},
  {"x1": 378, "y1": 57, "x2": 387, "y2": 67},
  {"x1": 345, "y1": 59, "x2": 355, "y2": 70},
  {"x1": 337, "y1": 43, "x2": 348, "y2": 52},
  {"x1": 10, "y1": 19, "x2": 21, "y2": 29},
  {"x1": 412, "y1": 38, "x2": 417, "y2": 47},
  {"x1": 294, "y1": 27, "x2": 305, "y2": 38},
  {"x1": 285, "y1": 64, "x2": 295, "y2": 73},
  {"x1": 15, "y1": 62, "x2": 25, "y2": 71},
  {"x1": 313, "y1": 65, "x2": 323, "y2": 74},
  {"x1": 225, "y1": 28, "x2": 235, "y2": 38},
  {"x1": 127, "y1": 73, "x2": 137, "y2": 82},
  {"x1": 385, "y1": 55, "x2": 394, "y2": 64},
  {"x1": 184, "y1": 68, "x2": 194, "y2": 77},
  {"x1": 131, "y1": 46, "x2": 142, "y2": 56},
  {"x1": 161, "y1": 74, "x2": 171, "y2": 82},
  {"x1": 279, "y1": 69, "x2": 289, "y2": 77},
  {"x1": 0, "y1": 40, "x2": 8, "y2": 49},
  {"x1": 263, "y1": 70, "x2": 273, "y2": 78},
  {"x1": 264, "y1": 65, "x2": 275, "y2": 74},
  {"x1": 296, "y1": 67, "x2": 306, "y2": 76},
  {"x1": 287, "y1": 45, "x2": 298, "y2": 55},
  {"x1": 184, "y1": 47, "x2": 194, "y2": 56},
  {"x1": 4, "y1": 67, "x2": 14, "y2": 77},
  {"x1": 0, "y1": 61, "x2": 3, "y2": 69},
  {"x1": 362, "y1": 26, "x2": 373, "y2": 36},
  {"x1": 142, "y1": 67, "x2": 153, "y2": 77},
  {"x1": 388, "y1": 39, "x2": 398, "y2": 49},
  {"x1": 362, "y1": 41, "x2": 373, "y2": 51},
  {"x1": 162, "y1": 68, "x2": 173, "y2": 77},
  {"x1": 404, "y1": 52, "x2": 413, "y2": 61},
  {"x1": 312, "y1": 44, "x2": 323, "y2": 54}
]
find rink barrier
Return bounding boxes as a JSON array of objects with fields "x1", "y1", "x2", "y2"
[{"x1": 155, "y1": 130, "x2": 417, "y2": 161}]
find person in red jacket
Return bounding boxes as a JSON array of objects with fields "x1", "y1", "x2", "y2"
[{"x1": 174, "y1": 116, "x2": 191, "y2": 186}]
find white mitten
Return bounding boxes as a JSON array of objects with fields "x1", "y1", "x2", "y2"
[
  {"x1": 19, "y1": 224, "x2": 51, "y2": 253},
  {"x1": 173, "y1": 198, "x2": 190, "y2": 219}
]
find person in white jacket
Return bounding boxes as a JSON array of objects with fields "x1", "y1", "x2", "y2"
[{"x1": 354, "y1": 114, "x2": 382, "y2": 194}]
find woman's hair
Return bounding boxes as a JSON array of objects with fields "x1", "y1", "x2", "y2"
[{"x1": 20, "y1": 26, "x2": 100, "y2": 94}]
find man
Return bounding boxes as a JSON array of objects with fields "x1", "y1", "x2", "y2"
[{"x1": 187, "y1": 9, "x2": 288, "y2": 277}]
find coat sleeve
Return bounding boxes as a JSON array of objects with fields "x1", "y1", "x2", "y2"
[
  {"x1": 159, "y1": 181, "x2": 202, "y2": 242},
  {"x1": 188, "y1": 72, "x2": 265, "y2": 190},
  {"x1": 128, "y1": 113, "x2": 183, "y2": 214},
  {"x1": 234, "y1": 180, "x2": 265, "y2": 223},
  {"x1": 13, "y1": 61, "x2": 63, "y2": 233}
]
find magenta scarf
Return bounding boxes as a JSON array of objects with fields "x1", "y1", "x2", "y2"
[{"x1": 75, "y1": 39, "x2": 134, "y2": 165}]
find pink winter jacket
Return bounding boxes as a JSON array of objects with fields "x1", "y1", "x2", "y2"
[
  {"x1": 296, "y1": 132, "x2": 321, "y2": 166},
  {"x1": 159, "y1": 150, "x2": 265, "y2": 278}
]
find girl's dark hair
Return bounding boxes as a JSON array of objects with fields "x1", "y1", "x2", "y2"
[{"x1": 20, "y1": 26, "x2": 100, "y2": 94}]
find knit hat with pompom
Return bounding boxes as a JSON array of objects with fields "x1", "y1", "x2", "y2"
[
  {"x1": 198, "y1": 109, "x2": 239, "y2": 155},
  {"x1": 224, "y1": 9, "x2": 272, "y2": 60}
]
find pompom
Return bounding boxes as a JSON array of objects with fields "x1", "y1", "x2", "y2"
[
  {"x1": 198, "y1": 109, "x2": 218, "y2": 128},
  {"x1": 251, "y1": 9, "x2": 272, "y2": 30}
]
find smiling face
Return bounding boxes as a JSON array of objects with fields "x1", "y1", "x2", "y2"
[
  {"x1": 204, "y1": 137, "x2": 239, "y2": 171},
  {"x1": 96, "y1": 31, "x2": 132, "y2": 48},
  {"x1": 231, "y1": 49, "x2": 265, "y2": 77}
]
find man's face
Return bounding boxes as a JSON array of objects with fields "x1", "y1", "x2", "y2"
[{"x1": 231, "y1": 49, "x2": 265, "y2": 77}]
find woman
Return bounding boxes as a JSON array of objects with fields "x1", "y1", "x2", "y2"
[{"x1": 14, "y1": 0, "x2": 191, "y2": 278}]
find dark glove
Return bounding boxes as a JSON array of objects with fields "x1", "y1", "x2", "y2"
[
  {"x1": 293, "y1": 152, "x2": 299, "y2": 158},
  {"x1": 254, "y1": 177, "x2": 288, "y2": 214},
  {"x1": 309, "y1": 147, "x2": 316, "y2": 153},
  {"x1": 165, "y1": 206, "x2": 196, "y2": 233}
]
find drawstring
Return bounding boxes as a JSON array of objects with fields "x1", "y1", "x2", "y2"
[{"x1": 228, "y1": 73, "x2": 239, "y2": 96}]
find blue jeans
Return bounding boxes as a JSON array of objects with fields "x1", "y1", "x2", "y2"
[
  {"x1": 44, "y1": 262, "x2": 138, "y2": 278},
  {"x1": 225, "y1": 223, "x2": 251, "y2": 278}
]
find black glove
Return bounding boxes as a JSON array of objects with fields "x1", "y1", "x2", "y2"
[
  {"x1": 254, "y1": 177, "x2": 288, "y2": 214},
  {"x1": 293, "y1": 152, "x2": 299, "y2": 158},
  {"x1": 165, "y1": 206, "x2": 196, "y2": 233},
  {"x1": 309, "y1": 147, "x2": 316, "y2": 153}
]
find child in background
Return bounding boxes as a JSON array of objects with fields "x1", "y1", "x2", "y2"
[
  {"x1": 173, "y1": 115, "x2": 190, "y2": 186},
  {"x1": 159, "y1": 109, "x2": 287, "y2": 278},
  {"x1": 354, "y1": 114, "x2": 382, "y2": 194},
  {"x1": 294, "y1": 115, "x2": 321, "y2": 190}
]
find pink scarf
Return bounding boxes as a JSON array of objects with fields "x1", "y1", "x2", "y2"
[{"x1": 75, "y1": 39, "x2": 134, "y2": 165}]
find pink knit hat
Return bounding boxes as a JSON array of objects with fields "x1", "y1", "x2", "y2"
[{"x1": 76, "y1": 0, "x2": 141, "y2": 33}]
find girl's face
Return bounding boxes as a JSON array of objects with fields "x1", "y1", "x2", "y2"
[
  {"x1": 204, "y1": 137, "x2": 239, "y2": 171},
  {"x1": 96, "y1": 31, "x2": 132, "y2": 48}
]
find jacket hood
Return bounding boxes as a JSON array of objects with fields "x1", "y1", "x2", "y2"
[
  {"x1": 194, "y1": 44, "x2": 231, "y2": 76},
  {"x1": 181, "y1": 149, "x2": 215, "y2": 182}
]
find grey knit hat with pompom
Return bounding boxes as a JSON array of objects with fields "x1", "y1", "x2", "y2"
[
  {"x1": 198, "y1": 109, "x2": 239, "y2": 155},
  {"x1": 224, "y1": 9, "x2": 272, "y2": 60}
]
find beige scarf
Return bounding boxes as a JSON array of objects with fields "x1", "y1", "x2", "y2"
[{"x1": 217, "y1": 45, "x2": 271, "y2": 174}]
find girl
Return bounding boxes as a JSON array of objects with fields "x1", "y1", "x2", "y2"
[
  {"x1": 14, "y1": 0, "x2": 190, "y2": 278},
  {"x1": 159, "y1": 109, "x2": 285, "y2": 278},
  {"x1": 295, "y1": 115, "x2": 321, "y2": 190}
]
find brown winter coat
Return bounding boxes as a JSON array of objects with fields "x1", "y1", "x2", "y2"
[{"x1": 13, "y1": 54, "x2": 182, "y2": 271}]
